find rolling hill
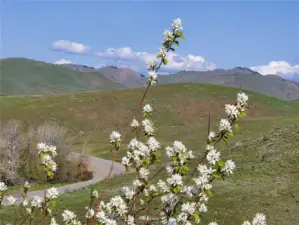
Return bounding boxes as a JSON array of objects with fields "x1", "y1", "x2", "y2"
[
  {"x1": 1, "y1": 58, "x2": 299, "y2": 100},
  {"x1": 1, "y1": 83, "x2": 299, "y2": 224},
  {"x1": 158, "y1": 68, "x2": 299, "y2": 101},
  {"x1": 63, "y1": 64, "x2": 146, "y2": 88},
  {"x1": 64, "y1": 63, "x2": 299, "y2": 100},
  {"x1": 0, "y1": 58, "x2": 125, "y2": 95}
]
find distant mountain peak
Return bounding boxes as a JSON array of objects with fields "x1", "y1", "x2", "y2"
[{"x1": 232, "y1": 67, "x2": 261, "y2": 75}]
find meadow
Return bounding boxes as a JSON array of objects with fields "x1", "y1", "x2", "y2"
[{"x1": 1, "y1": 83, "x2": 298, "y2": 224}]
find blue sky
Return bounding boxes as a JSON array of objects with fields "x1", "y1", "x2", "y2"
[{"x1": 2, "y1": 0, "x2": 299, "y2": 80}]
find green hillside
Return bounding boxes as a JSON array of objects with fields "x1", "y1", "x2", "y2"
[
  {"x1": 0, "y1": 58, "x2": 125, "y2": 95},
  {"x1": 1, "y1": 82, "x2": 298, "y2": 160},
  {"x1": 0, "y1": 83, "x2": 298, "y2": 224}
]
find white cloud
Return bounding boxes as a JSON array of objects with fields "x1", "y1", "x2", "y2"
[
  {"x1": 250, "y1": 61, "x2": 299, "y2": 79},
  {"x1": 52, "y1": 40, "x2": 90, "y2": 54},
  {"x1": 54, "y1": 58, "x2": 72, "y2": 64},
  {"x1": 94, "y1": 46, "x2": 216, "y2": 73}
]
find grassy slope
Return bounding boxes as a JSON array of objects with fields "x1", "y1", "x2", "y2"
[
  {"x1": 0, "y1": 58, "x2": 125, "y2": 95},
  {"x1": 0, "y1": 83, "x2": 299, "y2": 224}
]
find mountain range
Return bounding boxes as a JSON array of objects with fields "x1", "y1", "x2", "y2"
[{"x1": 1, "y1": 57, "x2": 299, "y2": 100}]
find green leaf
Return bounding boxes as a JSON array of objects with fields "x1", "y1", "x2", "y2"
[
  {"x1": 173, "y1": 187, "x2": 179, "y2": 194},
  {"x1": 193, "y1": 213, "x2": 200, "y2": 220},
  {"x1": 212, "y1": 172, "x2": 220, "y2": 179},
  {"x1": 238, "y1": 111, "x2": 247, "y2": 118},
  {"x1": 228, "y1": 131, "x2": 234, "y2": 136},
  {"x1": 162, "y1": 58, "x2": 168, "y2": 65},
  {"x1": 222, "y1": 135, "x2": 228, "y2": 144},
  {"x1": 47, "y1": 171, "x2": 54, "y2": 179},
  {"x1": 217, "y1": 160, "x2": 224, "y2": 168},
  {"x1": 207, "y1": 189, "x2": 213, "y2": 197},
  {"x1": 51, "y1": 200, "x2": 56, "y2": 208},
  {"x1": 176, "y1": 31, "x2": 185, "y2": 40},
  {"x1": 169, "y1": 47, "x2": 175, "y2": 51},
  {"x1": 173, "y1": 40, "x2": 179, "y2": 46}
]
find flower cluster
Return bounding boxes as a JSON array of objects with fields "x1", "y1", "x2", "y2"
[
  {"x1": 62, "y1": 210, "x2": 81, "y2": 225},
  {"x1": 37, "y1": 142, "x2": 58, "y2": 178},
  {"x1": 242, "y1": 213, "x2": 267, "y2": 225},
  {"x1": 146, "y1": 18, "x2": 185, "y2": 86},
  {"x1": 121, "y1": 105, "x2": 161, "y2": 172}
]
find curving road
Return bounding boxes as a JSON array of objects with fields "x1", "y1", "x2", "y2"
[{"x1": 2, "y1": 154, "x2": 125, "y2": 206}]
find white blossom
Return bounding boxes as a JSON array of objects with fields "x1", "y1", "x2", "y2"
[
  {"x1": 193, "y1": 175, "x2": 209, "y2": 188},
  {"x1": 62, "y1": 210, "x2": 77, "y2": 224},
  {"x1": 187, "y1": 150, "x2": 194, "y2": 159},
  {"x1": 173, "y1": 141, "x2": 187, "y2": 153},
  {"x1": 146, "y1": 60, "x2": 156, "y2": 70},
  {"x1": 85, "y1": 207, "x2": 94, "y2": 219},
  {"x1": 142, "y1": 119, "x2": 155, "y2": 136},
  {"x1": 148, "y1": 70, "x2": 158, "y2": 85},
  {"x1": 22, "y1": 199, "x2": 29, "y2": 207},
  {"x1": 128, "y1": 138, "x2": 139, "y2": 150},
  {"x1": 222, "y1": 160, "x2": 236, "y2": 175},
  {"x1": 106, "y1": 195, "x2": 127, "y2": 216},
  {"x1": 0, "y1": 182, "x2": 8, "y2": 192},
  {"x1": 121, "y1": 156, "x2": 131, "y2": 167},
  {"x1": 26, "y1": 207, "x2": 32, "y2": 214},
  {"x1": 166, "y1": 165, "x2": 174, "y2": 175},
  {"x1": 147, "y1": 137, "x2": 160, "y2": 151},
  {"x1": 252, "y1": 213, "x2": 267, "y2": 225},
  {"x1": 225, "y1": 104, "x2": 240, "y2": 118},
  {"x1": 163, "y1": 29, "x2": 173, "y2": 42},
  {"x1": 46, "y1": 187, "x2": 59, "y2": 200},
  {"x1": 205, "y1": 145, "x2": 215, "y2": 152},
  {"x1": 127, "y1": 215, "x2": 135, "y2": 225},
  {"x1": 50, "y1": 217, "x2": 58, "y2": 225},
  {"x1": 198, "y1": 203, "x2": 208, "y2": 213},
  {"x1": 120, "y1": 186, "x2": 135, "y2": 200},
  {"x1": 172, "y1": 18, "x2": 183, "y2": 31},
  {"x1": 157, "y1": 180, "x2": 169, "y2": 193},
  {"x1": 237, "y1": 92, "x2": 249, "y2": 105},
  {"x1": 130, "y1": 119, "x2": 140, "y2": 128},
  {"x1": 167, "y1": 217, "x2": 177, "y2": 225},
  {"x1": 7, "y1": 196, "x2": 17, "y2": 205},
  {"x1": 181, "y1": 202, "x2": 196, "y2": 214},
  {"x1": 149, "y1": 184, "x2": 157, "y2": 193},
  {"x1": 109, "y1": 131, "x2": 121, "y2": 144},
  {"x1": 177, "y1": 212, "x2": 188, "y2": 223},
  {"x1": 143, "y1": 104, "x2": 153, "y2": 113},
  {"x1": 139, "y1": 168, "x2": 150, "y2": 180},
  {"x1": 167, "y1": 174, "x2": 183, "y2": 186},
  {"x1": 37, "y1": 143, "x2": 57, "y2": 158},
  {"x1": 95, "y1": 211, "x2": 106, "y2": 222},
  {"x1": 206, "y1": 149, "x2": 221, "y2": 165},
  {"x1": 133, "y1": 179, "x2": 143, "y2": 188},
  {"x1": 158, "y1": 47, "x2": 167, "y2": 58},
  {"x1": 24, "y1": 181, "x2": 30, "y2": 189},
  {"x1": 49, "y1": 162, "x2": 58, "y2": 172},
  {"x1": 41, "y1": 154, "x2": 57, "y2": 172},
  {"x1": 208, "y1": 131, "x2": 216, "y2": 141},
  {"x1": 31, "y1": 196, "x2": 43, "y2": 208},
  {"x1": 219, "y1": 118, "x2": 232, "y2": 132},
  {"x1": 92, "y1": 189, "x2": 99, "y2": 198},
  {"x1": 197, "y1": 164, "x2": 215, "y2": 176}
]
